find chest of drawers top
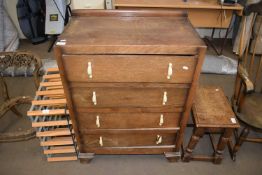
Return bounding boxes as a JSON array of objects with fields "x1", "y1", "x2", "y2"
[{"x1": 57, "y1": 10, "x2": 205, "y2": 55}]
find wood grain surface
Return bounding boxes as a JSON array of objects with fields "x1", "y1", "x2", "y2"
[
  {"x1": 54, "y1": 10, "x2": 206, "y2": 159},
  {"x1": 77, "y1": 112, "x2": 181, "y2": 129},
  {"x1": 63, "y1": 55, "x2": 197, "y2": 83},
  {"x1": 71, "y1": 87, "x2": 188, "y2": 108}
]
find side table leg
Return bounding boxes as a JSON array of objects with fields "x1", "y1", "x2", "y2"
[
  {"x1": 232, "y1": 127, "x2": 250, "y2": 160},
  {"x1": 214, "y1": 129, "x2": 233, "y2": 164},
  {"x1": 183, "y1": 128, "x2": 205, "y2": 162}
]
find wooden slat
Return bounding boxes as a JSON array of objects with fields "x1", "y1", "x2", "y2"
[
  {"x1": 40, "y1": 81, "x2": 62, "y2": 87},
  {"x1": 48, "y1": 78, "x2": 61, "y2": 82},
  {"x1": 36, "y1": 89, "x2": 64, "y2": 96},
  {"x1": 32, "y1": 99, "x2": 66, "y2": 106},
  {"x1": 29, "y1": 70, "x2": 76, "y2": 162},
  {"x1": 32, "y1": 120, "x2": 72, "y2": 127},
  {"x1": 42, "y1": 95, "x2": 65, "y2": 99},
  {"x1": 47, "y1": 156, "x2": 77, "y2": 162},
  {"x1": 47, "y1": 67, "x2": 59, "y2": 72},
  {"x1": 40, "y1": 137, "x2": 73, "y2": 146},
  {"x1": 36, "y1": 128, "x2": 71, "y2": 137},
  {"x1": 44, "y1": 146, "x2": 75, "y2": 154},
  {"x1": 46, "y1": 86, "x2": 63, "y2": 90},
  {"x1": 27, "y1": 109, "x2": 69, "y2": 116},
  {"x1": 43, "y1": 74, "x2": 60, "y2": 79}
]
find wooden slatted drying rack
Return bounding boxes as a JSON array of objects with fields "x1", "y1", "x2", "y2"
[{"x1": 27, "y1": 68, "x2": 78, "y2": 162}]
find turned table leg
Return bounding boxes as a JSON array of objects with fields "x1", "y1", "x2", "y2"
[
  {"x1": 183, "y1": 128, "x2": 205, "y2": 162},
  {"x1": 213, "y1": 128, "x2": 233, "y2": 164},
  {"x1": 232, "y1": 127, "x2": 250, "y2": 159}
]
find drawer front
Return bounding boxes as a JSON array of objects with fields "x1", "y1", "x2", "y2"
[
  {"x1": 62, "y1": 55, "x2": 196, "y2": 83},
  {"x1": 82, "y1": 146, "x2": 175, "y2": 155},
  {"x1": 81, "y1": 133, "x2": 176, "y2": 147},
  {"x1": 71, "y1": 87, "x2": 188, "y2": 108},
  {"x1": 77, "y1": 113, "x2": 181, "y2": 129}
]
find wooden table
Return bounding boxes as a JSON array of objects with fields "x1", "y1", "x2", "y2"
[
  {"x1": 114, "y1": 0, "x2": 243, "y2": 28},
  {"x1": 183, "y1": 86, "x2": 240, "y2": 164},
  {"x1": 114, "y1": 0, "x2": 243, "y2": 55}
]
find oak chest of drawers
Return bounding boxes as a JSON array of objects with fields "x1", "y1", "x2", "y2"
[{"x1": 54, "y1": 9, "x2": 206, "y2": 163}]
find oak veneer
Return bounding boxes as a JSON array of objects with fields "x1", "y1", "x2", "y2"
[
  {"x1": 54, "y1": 10, "x2": 206, "y2": 163},
  {"x1": 71, "y1": 87, "x2": 188, "y2": 108},
  {"x1": 81, "y1": 133, "x2": 177, "y2": 147},
  {"x1": 62, "y1": 55, "x2": 197, "y2": 83},
  {"x1": 77, "y1": 112, "x2": 181, "y2": 129}
]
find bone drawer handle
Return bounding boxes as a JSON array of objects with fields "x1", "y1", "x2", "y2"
[
  {"x1": 87, "y1": 62, "x2": 92, "y2": 79},
  {"x1": 99, "y1": 136, "x2": 103, "y2": 147},
  {"x1": 156, "y1": 135, "x2": 162, "y2": 145},
  {"x1": 159, "y1": 114, "x2": 164, "y2": 126},
  {"x1": 92, "y1": 91, "x2": 97, "y2": 105},
  {"x1": 167, "y1": 63, "x2": 173, "y2": 79},
  {"x1": 96, "y1": 115, "x2": 100, "y2": 128},
  {"x1": 162, "y1": 91, "x2": 167, "y2": 105}
]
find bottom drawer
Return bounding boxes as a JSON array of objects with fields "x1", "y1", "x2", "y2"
[
  {"x1": 81, "y1": 145, "x2": 176, "y2": 155},
  {"x1": 81, "y1": 133, "x2": 177, "y2": 147}
]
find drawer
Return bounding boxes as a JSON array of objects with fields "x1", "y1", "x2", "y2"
[
  {"x1": 77, "y1": 112, "x2": 181, "y2": 129},
  {"x1": 71, "y1": 87, "x2": 188, "y2": 108},
  {"x1": 81, "y1": 146, "x2": 176, "y2": 155},
  {"x1": 81, "y1": 133, "x2": 176, "y2": 147},
  {"x1": 62, "y1": 55, "x2": 196, "y2": 83}
]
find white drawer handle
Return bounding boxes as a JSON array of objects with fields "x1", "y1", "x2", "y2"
[
  {"x1": 96, "y1": 115, "x2": 100, "y2": 128},
  {"x1": 87, "y1": 62, "x2": 92, "y2": 79},
  {"x1": 162, "y1": 91, "x2": 167, "y2": 105},
  {"x1": 159, "y1": 114, "x2": 164, "y2": 126},
  {"x1": 167, "y1": 63, "x2": 173, "y2": 79},
  {"x1": 156, "y1": 135, "x2": 162, "y2": 145},
  {"x1": 99, "y1": 136, "x2": 103, "y2": 147},
  {"x1": 92, "y1": 91, "x2": 97, "y2": 105}
]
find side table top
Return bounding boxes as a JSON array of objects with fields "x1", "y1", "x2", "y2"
[{"x1": 192, "y1": 86, "x2": 240, "y2": 128}]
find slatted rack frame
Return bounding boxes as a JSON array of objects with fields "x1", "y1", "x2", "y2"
[{"x1": 27, "y1": 68, "x2": 78, "y2": 162}]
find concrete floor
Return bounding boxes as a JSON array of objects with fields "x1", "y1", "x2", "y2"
[{"x1": 0, "y1": 39, "x2": 261, "y2": 175}]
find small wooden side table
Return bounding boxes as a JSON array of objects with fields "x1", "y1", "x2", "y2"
[{"x1": 183, "y1": 86, "x2": 240, "y2": 164}]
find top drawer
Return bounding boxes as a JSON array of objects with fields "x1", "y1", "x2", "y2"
[{"x1": 62, "y1": 55, "x2": 197, "y2": 83}]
